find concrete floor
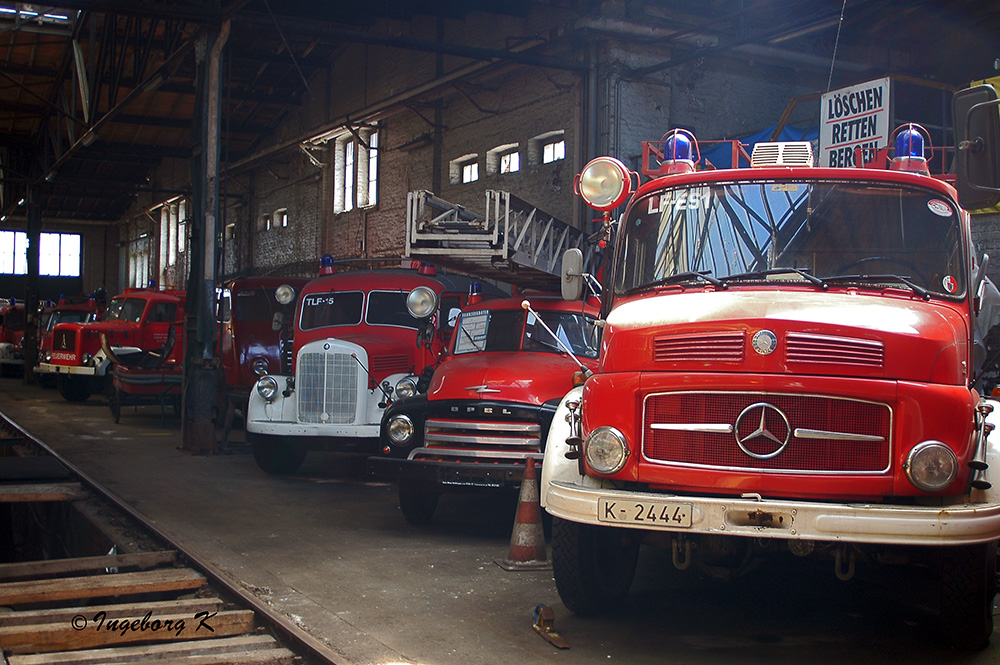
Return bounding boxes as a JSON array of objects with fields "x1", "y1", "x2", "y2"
[{"x1": 1, "y1": 378, "x2": 998, "y2": 665}]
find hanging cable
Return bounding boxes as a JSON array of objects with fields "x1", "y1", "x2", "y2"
[
  {"x1": 263, "y1": 0, "x2": 314, "y2": 100},
  {"x1": 826, "y1": 0, "x2": 848, "y2": 92}
]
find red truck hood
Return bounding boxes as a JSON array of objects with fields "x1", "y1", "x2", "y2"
[
  {"x1": 64, "y1": 320, "x2": 138, "y2": 342},
  {"x1": 605, "y1": 289, "x2": 970, "y2": 384},
  {"x1": 428, "y1": 351, "x2": 587, "y2": 406}
]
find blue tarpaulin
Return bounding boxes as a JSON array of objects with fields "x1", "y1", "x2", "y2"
[{"x1": 698, "y1": 124, "x2": 818, "y2": 169}]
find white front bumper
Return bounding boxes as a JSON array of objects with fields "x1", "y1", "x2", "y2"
[
  {"x1": 36, "y1": 361, "x2": 98, "y2": 376},
  {"x1": 543, "y1": 479, "x2": 1000, "y2": 546}
]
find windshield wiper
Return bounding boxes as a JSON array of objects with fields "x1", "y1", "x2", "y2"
[
  {"x1": 722, "y1": 268, "x2": 828, "y2": 290},
  {"x1": 824, "y1": 274, "x2": 931, "y2": 300},
  {"x1": 626, "y1": 270, "x2": 727, "y2": 295},
  {"x1": 459, "y1": 325, "x2": 483, "y2": 352}
]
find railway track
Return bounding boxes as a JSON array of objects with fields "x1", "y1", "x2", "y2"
[{"x1": 0, "y1": 412, "x2": 342, "y2": 665}]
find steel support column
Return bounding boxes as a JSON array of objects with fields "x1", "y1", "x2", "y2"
[
  {"x1": 182, "y1": 22, "x2": 229, "y2": 454},
  {"x1": 22, "y1": 188, "x2": 40, "y2": 384}
]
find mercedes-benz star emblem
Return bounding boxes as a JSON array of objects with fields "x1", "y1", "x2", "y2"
[
  {"x1": 734, "y1": 402, "x2": 791, "y2": 459},
  {"x1": 751, "y1": 330, "x2": 778, "y2": 355}
]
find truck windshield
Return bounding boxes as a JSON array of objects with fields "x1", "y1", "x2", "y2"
[
  {"x1": 616, "y1": 180, "x2": 966, "y2": 299},
  {"x1": 366, "y1": 291, "x2": 420, "y2": 328},
  {"x1": 298, "y1": 291, "x2": 363, "y2": 330},
  {"x1": 453, "y1": 308, "x2": 601, "y2": 358},
  {"x1": 46, "y1": 310, "x2": 93, "y2": 331},
  {"x1": 234, "y1": 288, "x2": 282, "y2": 322},
  {"x1": 105, "y1": 297, "x2": 147, "y2": 323}
]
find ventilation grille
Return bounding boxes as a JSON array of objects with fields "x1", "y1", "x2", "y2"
[
  {"x1": 653, "y1": 331, "x2": 745, "y2": 363},
  {"x1": 785, "y1": 332, "x2": 884, "y2": 368},
  {"x1": 751, "y1": 142, "x2": 814, "y2": 167}
]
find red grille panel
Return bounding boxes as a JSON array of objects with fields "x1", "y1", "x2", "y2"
[
  {"x1": 785, "y1": 332, "x2": 884, "y2": 368},
  {"x1": 642, "y1": 392, "x2": 890, "y2": 472},
  {"x1": 370, "y1": 354, "x2": 410, "y2": 375},
  {"x1": 653, "y1": 331, "x2": 745, "y2": 363}
]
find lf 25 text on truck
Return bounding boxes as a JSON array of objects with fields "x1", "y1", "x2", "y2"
[{"x1": 541, "y1": 84, "x2": 1000, "y2": 649}]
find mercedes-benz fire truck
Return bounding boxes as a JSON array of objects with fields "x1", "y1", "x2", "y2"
[
  {"x1": 245, "y1": 262, "x2": 485, "y2": 475},
  {"x1": 541, "y1": 85, "x2": 1000, "y2": 649},
  {"x1": 37, "y1": 285, "x2": 185, "y2": 402}
]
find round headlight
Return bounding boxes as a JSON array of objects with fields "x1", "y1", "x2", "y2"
[
  {"x1": 395, "y1": 376, "x2": 418, "y2": 399},
  {"x1": 274, "y1": 284, "x2": 297, "y2": 306},
  {"x1": 386, "y1": 414, "x2": 414, "y2": 445},
  {"x1": 83, "y1": 353, "x2": 93, "y2": 366},
  {"x1": 406, "y1": 286, "x2": 439, "y2": 320},
  {"x1": 255, "y1": 375, "x2": 279, "y2": 402},
  {"x1": 585, "y1": 426, "x2": 629, "y2": 474},
  {"x1": 43, "y1": 351, "x2": 51, "y2": 362},
  {"x1": 251, "y1": 357, "x2": 269, "y2": 376},
  {"x1": 577, "y1": 157, "x2": 632, "y2": 212},
  {"x1": 904, "y1": 441, "x2": 958, "y2": 492}
]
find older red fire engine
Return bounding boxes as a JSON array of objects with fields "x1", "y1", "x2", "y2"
[
  {"x1": 245, "y1": 259, "x2": 486, "y2": 475},
  {"x1": 370, "y1": 190, "x2": 602, "y2": 524},
  {"x1": 541, "y1": 85, "x2": 1000, "y2": 649},
  {"x1": 0, "y1": 299, "x2": 26, "y2": 376},
  {"x1": 37, "y1": 285, "x2": 185, "y2": 401},
  {"x1": 35, "y1": 293, "x2": 107, "y2": 388}
]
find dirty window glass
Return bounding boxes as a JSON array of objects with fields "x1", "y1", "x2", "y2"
[
  {"x1": 367, "y1": 291, "x2": 419, "y2": 328},
  {"x1": 106, "y1": 297, "x2": 147, "y2": 323},
  {"x1": 299, "y1": 291, "x2": 363, "y2": 330}
]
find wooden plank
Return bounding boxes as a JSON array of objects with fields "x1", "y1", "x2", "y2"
[
  {"x1": 0, "y1": 609, "x2": 255, "y2": 654},
  {"x1": 113, "y1": 649, "x2": 295, "y2": 665},
  {"x1": 0, "y1": 484, "x2": 87, "y2": 503},
  {"x1": 0, "y1": 569, "x2": 205, "y2": 606},
  {"x1": 0, "y1": 552, "x2": 178, "y2": 581},
  {"x1": 0, "y1": 598, "x2": 224, "y2": 627},
  {"x1": 7, "y1": 635, "x2": 281, "y2": 665}
]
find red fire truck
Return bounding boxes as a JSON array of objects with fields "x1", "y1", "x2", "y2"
[
  {"x1": 372, "y1": 293, "x2": 601, "y2": 524},
  {"x1": 0, "y1": 300, "x2": 26, "y2": 377},
  {"x1": 369, "y1": 190, "x2": 603, "y2": 523},
  {"x1": 37, "y1": 285, "x2": 185, "y2": 402},
  {"x1": 245, "y1": 262, "x2": 486, "y2": 475},
  {"x1": 35, "y1": 294, "x2": 107, "y2": 388},
  {"x1": 541, "y1": 86, "x2": 1000, "y2": 649},
  {"x1": 219, "y1": 276, "x2": 311, "y2": 402}
]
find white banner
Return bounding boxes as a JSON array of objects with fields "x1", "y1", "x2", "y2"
[{"x1": 819, "y1": 77, "x2": 890, "y2": 167}]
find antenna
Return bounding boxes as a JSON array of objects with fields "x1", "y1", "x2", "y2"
[{"x1": 521, "y1": 300, "x2": 592, "y2": 378}]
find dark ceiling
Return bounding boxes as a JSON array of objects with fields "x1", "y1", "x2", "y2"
[{"x1": 0, "y1": 0, "x2": 997, "y2": 224}]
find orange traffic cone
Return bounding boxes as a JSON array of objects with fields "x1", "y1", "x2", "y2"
[{"x1": 496, "y1": 458, "x2": 552, "y2": 571}]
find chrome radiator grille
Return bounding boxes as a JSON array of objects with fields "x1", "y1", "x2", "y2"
[
  {"x1": 642, "y1": 391, "x2": 891, "y2": 473},
  {"x1": 297, "y1": 351, "x2": 359, "y2": 424},
  {"x1": 423, "y1": 418, "x2": 542, "y2": 452}
]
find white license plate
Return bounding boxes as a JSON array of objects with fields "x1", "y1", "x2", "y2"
[{"x1": 597, "y1": 498, "x2": 692, "y2": 527}]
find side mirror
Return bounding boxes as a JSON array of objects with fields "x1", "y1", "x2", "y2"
[
  {"x1": 447, "y1": 307, "x2": 461, "y2": 327},
  {"x1": 954, "y1": 84, "x2": 1000, "y2": 210},
  {"x1": 561, "y1": 248, "x2": 585, "y2": 301}
]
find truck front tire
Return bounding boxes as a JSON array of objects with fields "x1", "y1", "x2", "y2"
[
  {"x1": 250, "y1": 434, "x2": 308, "y2": 475},
  {"x1": 56, "y1": 376, "x2": 92, "y2": 402},
  {"x1": 937, "y1": 540, "x2": 997, "y2": 650},
  {"x1": 552, "y1": 517, "x2": 640, "y2": 615},
  {"x1": 399, "y1": 479, "x2": 439, "y2": 525}
]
